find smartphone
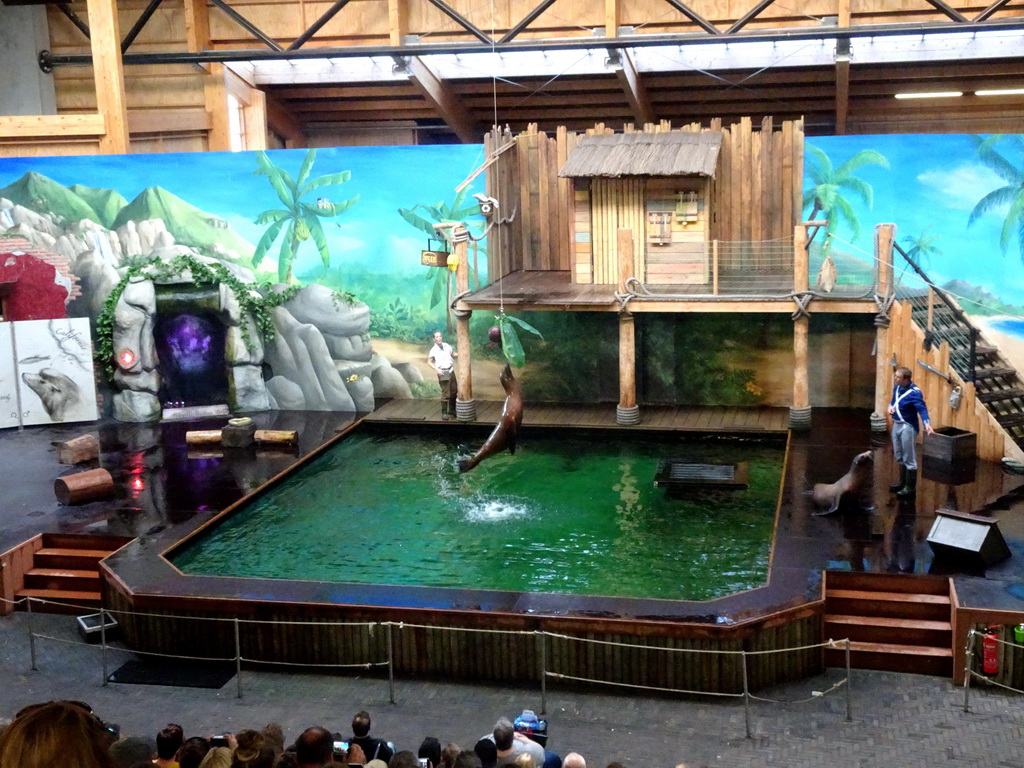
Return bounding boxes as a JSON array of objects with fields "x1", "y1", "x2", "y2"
[
  {"x1": 418, "y1": 760, "x2": 430, "y2": 768},
  {"x1": 211, "y1": 735, "x2": 229, "y2": 748},
  {"x1": 333, "y1": 741, "x2": 349, "y2": 758}
]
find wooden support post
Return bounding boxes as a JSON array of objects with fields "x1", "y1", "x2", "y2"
[
  {"x1": 453, "y1": 229, "x2": 475, "y2": 420},
  {"x1": 617, "y1": 229, "x2": 639, "y2": 425},
  {"x1": 790, "y1": 225, "x2": 811, "y2": 430},
  {"x1": 205, "y1": 63, "x2": 232, "y2": 152},
  {"x1": 87, "y1": 0, "x2": 130, "y2": 154},
  {"x1": 872, "y1": 223, "x2": 896, "y2": 431},
  {"x1": 712, "y1": 239, "x2": 719, "y2": 295}
]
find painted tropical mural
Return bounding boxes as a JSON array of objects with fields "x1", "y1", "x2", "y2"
[{"x1": 1, "y1": 132, "x2": 1022, "y2": 420}]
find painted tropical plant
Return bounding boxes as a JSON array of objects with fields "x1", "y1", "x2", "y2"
[
  {"x1": 252, "y1": 149, "x2": 359, "y2": 283},
  {"x1": 968, "y1": 134, "x2": 1024, "y2": 261},
  {"x1": 803, "y1": 144, "x2": 889, "y2": 248},
  {"x1": 398, "y1": 188, "x2": 483, "y2": 332},
  {"x1": 902, "y1": 226, "x2": 942, "y2": 269}
]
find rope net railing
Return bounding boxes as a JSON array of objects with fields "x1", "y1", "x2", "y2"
[
  {"x1": 623, "y1": 236, "x2": 878, "y2": 302},
  {"x1": 6, "y1": 595, "x2": 853, "y2": 739}
]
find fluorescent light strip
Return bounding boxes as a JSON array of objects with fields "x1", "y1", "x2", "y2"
[
  {"x1": 975, "y1": 88, "x2": 1024, "y2": 96},
  {"x1": 894, "y1": 91, "x2": 963, "y2": 99}
]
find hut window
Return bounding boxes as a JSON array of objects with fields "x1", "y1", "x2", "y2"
[{"x1": 647, "y1": 212, "x2": 672, "y2": 245}]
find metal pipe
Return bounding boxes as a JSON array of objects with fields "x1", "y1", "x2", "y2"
[
  {"x1": 27, "y1": 598, "x2": 37, "y2": 671},
  {"x1": 742, "y1": 650, "x2": 751, "y2": 739},
  {"x1": 39, "y1": 17, "x2": 1024, "y2": 68},
  {"x1": 923, "y1": 0, "x2": 968, "y2": 23},
  {"x1": 121, "y1": 0, "x2": 166, "y2": 54},
  {"x1": 56, "y1": 2, "x2": 90, "y2": 40},
  {"x1": 387, "y1": 623, "x2": 395, "y2": 704},
  {"x1": 975, "y1": 0, "x2": 1012, "y2": 22},
  {"x1": 289, "y1": 0, "x2": 354, "y2": 51},
  {"x1": 235, "y1": 618, "x2": 243, "y2": 699},
  {"x1": 422, "y1": 0, "x2": 493, "y2": 44},
  {"x1": 499, "y1": 0, "x2": 560, "y2": 44},
  {"x1": 726, "y1": 0, "x2": 776, "y2": 35},
  {"x1": 659, "y1": 0, "x2": 721, "y2": 35},
  {"x1": 208, "y1": 0, "x2": 285, "y2": 52},
  {"x1": 845, "y1": 639, "x2": 852, "y2": 721}
]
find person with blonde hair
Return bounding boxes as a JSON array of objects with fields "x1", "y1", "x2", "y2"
[{"x1": 0, "y1": 700, "x2": 116, "y2": 768}]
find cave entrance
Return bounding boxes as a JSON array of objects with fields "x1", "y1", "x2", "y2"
[{"x1": 153, "y1": 286, "x2": 228, "y2": 411}]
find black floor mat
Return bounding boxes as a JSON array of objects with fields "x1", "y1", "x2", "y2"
[{"x1": 107, "y1": 659, "x2": 236, "y2": 689}]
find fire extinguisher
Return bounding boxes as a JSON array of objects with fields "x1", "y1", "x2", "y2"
[{"x1": 982, "y1": 625, "x2": 1000, "y2": 675}]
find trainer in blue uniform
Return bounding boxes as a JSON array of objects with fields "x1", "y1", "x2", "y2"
[{"x1": 887, "y1": 366, "x2": 935, "y2": 497}]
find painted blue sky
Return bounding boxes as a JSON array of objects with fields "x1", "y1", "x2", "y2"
[
  {"x1": 806, "y1": 134, "x2": 1024, "y2": 306},
  {"x1": 0, "y1": 144, "x2": 486, "y2": 277}
]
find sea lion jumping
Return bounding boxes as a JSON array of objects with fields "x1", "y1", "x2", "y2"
[
  {"x1": 811, "y1": 450, "x2": 873, "y2": 516},
  {"x1": 458, "y1": 363, "x2": 523, "y2": 473}
]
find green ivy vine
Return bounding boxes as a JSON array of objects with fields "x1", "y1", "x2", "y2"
[{"x1": 94, "y1": 253, "x2": 304, "y2": 380}]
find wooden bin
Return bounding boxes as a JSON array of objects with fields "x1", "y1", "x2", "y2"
[{"x1": 922, "y1": 426, "x2": 977, "y2": 465}]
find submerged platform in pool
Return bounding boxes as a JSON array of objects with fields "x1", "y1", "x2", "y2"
[{"x1": 171, "y1": 428, "x2": 785, "y2": 602}]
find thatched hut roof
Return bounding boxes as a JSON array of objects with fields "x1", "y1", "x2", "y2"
[{"x1": 559, "y1": 131, "x2": 723, "y2": 178}]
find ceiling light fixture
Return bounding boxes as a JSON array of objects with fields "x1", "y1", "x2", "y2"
[
  {"x1": 975, "y1": 88, "x2": 1024, "y2": 96},
  {"x1": 894, "y1": 91, "x2": 963, "y2": 99}
]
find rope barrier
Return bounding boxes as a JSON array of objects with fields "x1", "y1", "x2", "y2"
[{"x1": 544, "y1": 671, "x2": 744, "y2": 698}]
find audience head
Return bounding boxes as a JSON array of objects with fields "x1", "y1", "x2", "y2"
[
  {"x1": 418, "y1": 737, "x2": 442, "y2": 768},
  {"x1": 562, "y1": 755, "x2": 586, "y2": 768},
  {"x1": 366, "y1": 761, "x2": 389, "y2": 768},
  {"x1": 492, "y1": 719, "x2": 515, "y2": 752},
  {"x1": 109, "y1": 736, "x2": 156, "y2": 768},
  {"x1": 177, "y1": 737, "x2": 211, "y2": 768},
  {"x1": 295, "y1": 727, "x2": 333, "y2": 767},
  {"x1": 457, "y1": 750, "x2": 485, "y2": 768},
  {"x1": 351, "y1": 712, "x2": 372, "y2": 738},
  {"x1": 198, "y1": 746, "x2": 233, "y2": 768},
  {"x1": 260, "y1": 724, "x2": 285, "y2": 756},
  {"x1": 389, "y1": 750, "x2": 419, "y2": 768},
  {"x1": 0, "y1": 700, "x2": 116, "y2": 768},
  {"x1": 513, "y1": 755, "x2": 535, "y2": 768},
  {"x1": 156, "y1": 724, "x2": 185, "y2": 761},
  {"x1": 471, "y1": 739, "x2": 495, "y2": 768},
  {"x1": 440, "y1": 743, "x2": 462, "y2": 768}
]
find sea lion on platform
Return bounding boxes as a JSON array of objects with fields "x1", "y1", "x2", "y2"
[
  {"x1": 458, "y1": 363, "x2": 523, "y2": 473},
  {"x1": 812, "y1": 450, "x2": 873, "y2": 516}
]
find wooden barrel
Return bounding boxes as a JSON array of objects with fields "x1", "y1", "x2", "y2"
[{"x1": 54, "y1": 468, "x2": 115, "y2": 505}]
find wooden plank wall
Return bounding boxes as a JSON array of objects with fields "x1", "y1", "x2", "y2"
[
  {"x1": 709, "y1": 116, "x2": 804, "y2": 270},
  {"x1": 884, "y1": 299, "x2": 1023, "y2": 463},
  {"x1": 0, "y1": 534, "x2": 44, "y2": 617},
  {"x1": 105, "y1": 584, "x2": 824, "y2": 693},
  {"x1": 591, "y1": 178, "x2": 644, "y2": 285}
]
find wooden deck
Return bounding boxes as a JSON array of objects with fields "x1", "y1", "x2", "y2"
[
  {"x1": 365, "y1": 398, "x2": 790, "y2": 433},
  {"x1": 459, "y1": 270, "x2": 877, "y2": 313}
]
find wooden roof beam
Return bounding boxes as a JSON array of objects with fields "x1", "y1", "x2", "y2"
[
  {"x1": 607, "y1": 49, "x2": 656, "y2": 126},
  {"x1": 404, "y1": 56, "x2": 482, "y2": 143}
]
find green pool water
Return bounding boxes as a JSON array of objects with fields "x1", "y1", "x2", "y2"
[{"x1": 171, "y1": 430, "x2": 784, "y2": 601}]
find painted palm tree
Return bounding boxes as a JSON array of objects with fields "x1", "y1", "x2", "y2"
[
  {"x1": 902, "y1": 226, "x2": 942, "y2": 270},
  {"x1": 803, "y1": 144, "x2": 890, "y2": 247},
  {"x1": 252, "y1": 149, "x2": 359, "y2": 283},
  {"x1": 968, "y1": 134, "x2": 1024, "y2": 261},
  {"x1": 398, "y1": 188, "x2": 483, "y2": 332}
]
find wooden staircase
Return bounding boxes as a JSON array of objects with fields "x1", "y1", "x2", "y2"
[
  {"x1": 906, "y1": 294, "x2": 1024, "y2": 451},
  {"x1": 16, "y1": 533, "x2": 131, "y2": 614},
  {"x1": 823, "y1": 571, "x2": 953, "y2": 677}
]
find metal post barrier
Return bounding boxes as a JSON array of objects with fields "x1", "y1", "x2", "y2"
[
  {"x1": 963, "y1": 629, "x2": 976, "y2": 713},
  {"x1": 234, "y1": 618, "x2": 242, "y2": 699},
  {"x1": 540, "y1": 632, "x2": 547, "y2": 715},
  {"x1": 845, "y1": 639, "x2": 852, "y2": 721},
  {"x1": 27, "y1": 598, "x2": 37, "y2": 671},
  {"x1": 387, "y1": 623, "x2": 395, "y2": 705},
  {"x1": 742, "y1": 650, "x2": 751, "y2": 739},
  {"x1": 100, "y1": 612, "x2": 108, "y2": 686}
]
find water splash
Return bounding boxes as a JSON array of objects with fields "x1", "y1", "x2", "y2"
[{"x1": 464, "y1": 496, "x2": 532, "y2": 522}]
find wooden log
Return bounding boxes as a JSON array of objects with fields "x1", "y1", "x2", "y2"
[
  {"x1": 56, "y1": 434, "x2": 100, "y2": 465},
  {"x1": 254, "y1": 430, "x2": 299, "y2": 445},
  {"x1": 185, "y1": 429, "x2": 223, "y2": 445},
  {"x1": 54, "y1": 468, "x2": 115, "y2": 505}
]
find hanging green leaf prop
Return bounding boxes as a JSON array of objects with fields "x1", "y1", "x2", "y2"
[{"x1": 497, "y1": 311, "x2": 543, "y2": 368}]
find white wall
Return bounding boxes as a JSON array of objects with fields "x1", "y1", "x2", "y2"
[{"x1": 0, "y1": 5, "x2": 56, "y2": 116}]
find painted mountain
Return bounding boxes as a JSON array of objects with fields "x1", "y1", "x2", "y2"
[
  {"x1": 69, "y1": 183, "x2": 129, "y2": 228},
  {"x1": 112, "y1": 186, "x2": 255, "y2": 260},
  {"x1": 0, "y1": 171, "x2": 103, "y2": 225}
]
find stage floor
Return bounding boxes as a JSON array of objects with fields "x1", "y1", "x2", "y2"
[{"x1": 4, "y1": 406, "x2": 1024, "y2": 621}]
